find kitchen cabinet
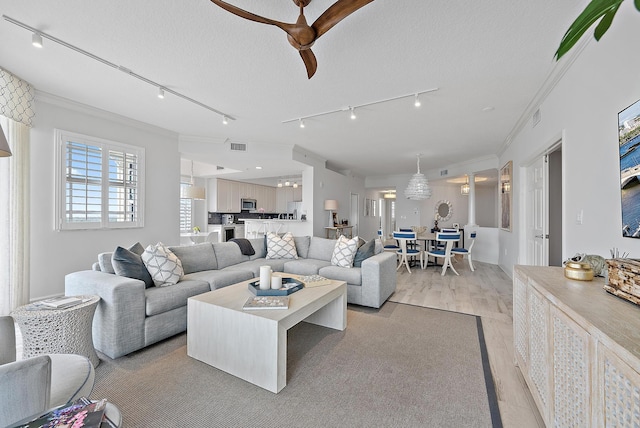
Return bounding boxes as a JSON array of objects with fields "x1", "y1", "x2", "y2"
[
  {"x1": 208, "y1": 179, "x2": 276, "y2": 214},
  {"x1": 514, "y1": 266, "x2": 640, "y2": 427},
  {"x1": 207, "y1": 179, "x2": 241, "y2": 213},
  {"x1": 275, "y1": 186, "x2": 302, "y2": 213}
]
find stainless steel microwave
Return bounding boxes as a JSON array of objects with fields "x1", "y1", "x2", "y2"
[{"x1": 241, "y1": 198, "x2": 257, "y2": 210}]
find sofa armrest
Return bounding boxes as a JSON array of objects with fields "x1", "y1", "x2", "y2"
[
  {"x1": 65, "y1": 270, "x2": 146, "y2": 359},
  {"x1": 360, "y1": 252, "x2": 397, "y2": 308}
]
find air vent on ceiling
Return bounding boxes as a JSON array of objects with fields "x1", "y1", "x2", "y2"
[
  {"x1": 216, "y1": 166, "x2": 224, "y2": 170},
  {"x1": 229, "y1": 142, "x2": 247, "y2": 152},
  {"x1": 440, "y1": 169, "x2": 448, "y2": 176}
]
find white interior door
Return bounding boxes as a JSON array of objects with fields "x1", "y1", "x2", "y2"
[
  {"x1": 526, "y1": 156, "x2": 548, "y2": 265},
  {"x1": 350, "y1": 193, "x2": 359, "y2": 237}
]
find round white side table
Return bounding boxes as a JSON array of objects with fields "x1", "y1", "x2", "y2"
[{"x1": 11, "y1": 295, "x2": 101, "y2": 367}]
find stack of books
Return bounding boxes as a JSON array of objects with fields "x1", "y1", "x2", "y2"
[{"x1": 10, "y1": 397, "x2": 117, "y2": 428}]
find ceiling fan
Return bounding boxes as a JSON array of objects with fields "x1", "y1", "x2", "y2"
[{"x1": 210, "y1": 0, "x2": 374, "y2": 79}]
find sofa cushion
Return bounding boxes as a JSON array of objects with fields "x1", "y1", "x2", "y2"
[
  {"x1": 266, "y1": 232, "x2": 298, "y2": 259},
  {"x1": 319, "y1": 265, "x2": 362, "y2": 285},
  {"x1": 144, "y1": 279, "x2": 211, "y2": 316},
  {"x1": 142, "y1": 242, "x2": 184, "y2": 287},
  {"x1": 331, "y1": 235, "x2": 359, "y2": 268},
  {"x1": 307, "y1": 237, "x2": 338, "y2": 261},
  {"x1": 225, "y1": 259, "x2": 287, "y2": 277},
  {"x1": 213, "y1": 242, "x2": 250, "y2": 269},
  {"x1": 98, "y1": 252, "x2": 115, "y2": 274},
  {"x1": 112, "y1": 246, "x2": 154, "y2": 288},
  {"x1": 293, "y1": 236, "x2": 311, "y2": 258},
  {"x1": 284, "y1": 258, "x2": 331, "y2": 275},
  {"x1": 168, "y1": 243, "x2": 217, "y2": 274},
  {"x1": 353, "y1": 239, "x2": 376, "y2": 267},
  {"x1": 49, "y1": 354, "x2": 95, "y2": 406},
  {"x1": 182, "y1": 269, "x2": 254, "y2": 290},
  {"x1": 248, "y1": 238, "x2": 267, "y2": 260}
]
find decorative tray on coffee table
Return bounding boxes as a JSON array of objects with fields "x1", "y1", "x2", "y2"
[{"x1": 248, "y1": 278, "x2": 304, "y2": 296}]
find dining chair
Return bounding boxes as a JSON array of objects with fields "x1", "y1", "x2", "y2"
[
  {"x1": 393, "y1": 231, "x2": 423, "y2": 274},
  {"x1": 378, "y1": 229, "x2": 400, "y2": 253},
  {"x1": 424, "y1": 232, "x2": 460, "y2": 276},
  {"x1": 451, "y1": 231, "x2": 476, "y2": 271}
]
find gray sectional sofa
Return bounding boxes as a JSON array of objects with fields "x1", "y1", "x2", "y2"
[{"x1": 65, "y1": 236, "x2": 396, "y2": 359}]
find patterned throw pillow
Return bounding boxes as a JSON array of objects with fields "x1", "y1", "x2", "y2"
[
  {"x1": 141, "y1": 242, "x2": 184, "y2": 287},
  {"x1": 266, "y1": 232, "x2": 299, "y2": 260},
  {"x1": 331, "y1": 235, "x2": 359, "y2": 268}
]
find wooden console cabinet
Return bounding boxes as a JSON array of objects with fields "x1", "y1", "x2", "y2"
[{"x1": 514, "y1": 266, "x2": 640, "y2": 427}]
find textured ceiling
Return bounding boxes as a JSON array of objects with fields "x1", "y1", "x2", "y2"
[{"x1": 0, "y1": 0, "x2": 584, "y2": 181}]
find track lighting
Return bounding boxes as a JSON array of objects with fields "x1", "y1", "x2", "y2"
[
  {"x1": 277, "y1": 179, "x2": 283, "y2": 188},
  {"x1": 285, "y1": 179, "x2": 291, "y2": 187},
  {"x1": 157, "y1": 87, "x2": 165, "y2": 99},
  {"x1": 222, "y1": 116, "x2": 228, "y2": 125},
  {"x1": 4, "y1": 15, "x2": 236, "y2": 121},
  {"x1": 293, "y1": 182, "x2": 298, "y2": 188},
  {"x1": 283, "y1": 87, "x2": 438, "y2": 126},
  {"x1": 32, "y1": 32, "x2": 42, "y2": 48}
]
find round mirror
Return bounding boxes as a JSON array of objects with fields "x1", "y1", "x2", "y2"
[{"x1": 435, "y1": 200, "x2": 453, "y2": 222}]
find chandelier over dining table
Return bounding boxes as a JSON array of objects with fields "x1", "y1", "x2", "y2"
[{"x1": 404, "y1": 154, "x2": 432, "y2": 200}]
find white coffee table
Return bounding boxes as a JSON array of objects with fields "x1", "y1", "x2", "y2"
[{"x1": 187, "y1": 277, "x2": 347, "y2": 393}]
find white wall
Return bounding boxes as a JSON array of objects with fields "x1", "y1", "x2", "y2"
[
  {"x1": 30, "y1": 94, "x2": 180, "y2": 299},
  {"x1": 500, "y1": 2, "x2": 640, "y2": 275}
]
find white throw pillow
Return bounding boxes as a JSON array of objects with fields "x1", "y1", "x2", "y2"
[
  {"x1": 141, "y1": 242, "x2": 184, "y2": 286},
  {"x1": 331, "y1": 235, "x2": 359, "y2": 268},
  {"x1": 266, "y1": 232, "x2": 298, "y2": 259}
]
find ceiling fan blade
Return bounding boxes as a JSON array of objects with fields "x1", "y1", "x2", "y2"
[
  {"x1": 210, "y1": 0, "x2": 295, "y2": 33},
  {"x1": 312, "y1": 0, "x2": 374, "y2": 39},
  {"x1": 300, "y1": 49, "x2": 317, "y2": 79}
]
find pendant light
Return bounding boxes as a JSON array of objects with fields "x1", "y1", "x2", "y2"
[
  {"x1": 461, "y1": 175, "x2": 470, "y2": 195},
  {"x1": 404, "y1": 154, "x2": 431, "y2": 200},
  {"x1": 181, "y1": 160, "x2": 206, "y2": 200}
]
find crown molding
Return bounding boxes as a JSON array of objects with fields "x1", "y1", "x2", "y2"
[{"x1": 35, "y1": 90, "x2": 178, "y2": 138}]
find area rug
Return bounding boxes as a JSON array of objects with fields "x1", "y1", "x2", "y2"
[{"x1": 92, "y1": 302, "x2": 502, "y2": 427}]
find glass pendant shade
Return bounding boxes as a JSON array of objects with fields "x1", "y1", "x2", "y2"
[
  {"x1": 461, "y1": 176, "x2": 470, "y2": 195},
  {"x1": 404, "y1": 155, "x2": 431, "y2": 200}
]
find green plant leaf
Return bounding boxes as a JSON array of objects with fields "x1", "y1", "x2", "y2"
[
  {"x1": 555, "y1": 0, "x2": 624, "y2": 60},
  {"x1": 636, "y1": 0, "x2": 640, "y2": 10},
  {"x1": 594, "y1": 3, "x2": 622, "y2": 40}
]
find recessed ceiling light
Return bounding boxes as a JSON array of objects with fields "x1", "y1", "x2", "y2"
[{"x1": 255, "y1": 166, "x2": 262, "y2": 170}]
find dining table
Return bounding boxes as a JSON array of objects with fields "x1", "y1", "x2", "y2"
[{"x1": 180, "y1": 233, "x2": 207, "y2": 244}]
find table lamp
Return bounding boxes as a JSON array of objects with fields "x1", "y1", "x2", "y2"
[{"x1": 324, "y1": 200, "x2": 338, "y2": 227}]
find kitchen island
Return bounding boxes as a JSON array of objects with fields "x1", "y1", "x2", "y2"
[{"x1": 239, "y1": 219, "x2": 311, "y2": 238}]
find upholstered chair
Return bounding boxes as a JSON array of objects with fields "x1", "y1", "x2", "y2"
[{"x1": 0, "y1": 315, "x2": 96, "y2": 427}]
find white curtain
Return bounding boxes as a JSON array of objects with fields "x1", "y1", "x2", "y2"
[
  {"x1": 0, "y1": 68, "x2": 34, "y2": 315},
  {"x1": 0, "y1": 117, "x2": 30, "y2": 315}
]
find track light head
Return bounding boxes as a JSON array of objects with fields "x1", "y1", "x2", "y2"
[
  {"x1": 414, "y1": 93, "x2": 421, "y2": 107},
  {"x1": 157, "y1": 87, "x2": 165, "y2": 99},
  {"x1": 350, "y1": 107, "x2": 356, "y2": 120},
  {"x1": 32, "y1": 32, "x2": 43, "y2": 48},
  {"x1": 222, "y1": 115, "x2": 228, "y2": 125},
  {"x1": 299, "y1": 118, "x2": 305, "y2": 128}
]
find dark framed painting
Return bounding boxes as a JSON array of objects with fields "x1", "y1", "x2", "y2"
[{"x1": 619, "y1": 98, "x2": 640, "y2": 238}]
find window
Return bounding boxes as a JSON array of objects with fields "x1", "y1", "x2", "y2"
[
  {"x1": 180, "y1": 180, "x2": 193, "y2": 233},
  {"x1": 55, "y1": 130, "x2": 145, "y2": 230}
]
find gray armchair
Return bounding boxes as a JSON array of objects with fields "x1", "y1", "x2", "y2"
[{"x1": 0, "y1": 315, "x2": 96, "y2": 427}]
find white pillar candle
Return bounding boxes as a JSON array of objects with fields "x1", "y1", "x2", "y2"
[
  {"x1": 259, "y1": 266, "x2": 271, "y2": 290},
  {"x1": 271, "y1": 276, "x2": 282, "y2": 290}
]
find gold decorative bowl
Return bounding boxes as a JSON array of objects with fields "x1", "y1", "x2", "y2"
[{"x1": 564, "y1": 262, "x2": 594, "y2": 281}]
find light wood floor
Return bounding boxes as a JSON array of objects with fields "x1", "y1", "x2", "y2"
[{"x1": 388, "y1": 257, "x2": 544, "y2": 428}]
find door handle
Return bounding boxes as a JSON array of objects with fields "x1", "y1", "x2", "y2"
[{"x1": 535, "y1": 234, "x2": 549, "y2": 239}]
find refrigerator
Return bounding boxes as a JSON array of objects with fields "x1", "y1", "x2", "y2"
[{"x1": 287, "y1": 202, "x2": 303, "y2": 220}]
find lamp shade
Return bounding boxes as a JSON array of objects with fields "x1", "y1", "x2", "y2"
[
  {"x1": 181, "y1": 185, "x2": 205, "y2": 200},
  {"x1": 0, "y1": 123, "x2": 11, "y2": 157},
  {"x1": 324, "y1": 200, "x2": 338, "y2": 210}
]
